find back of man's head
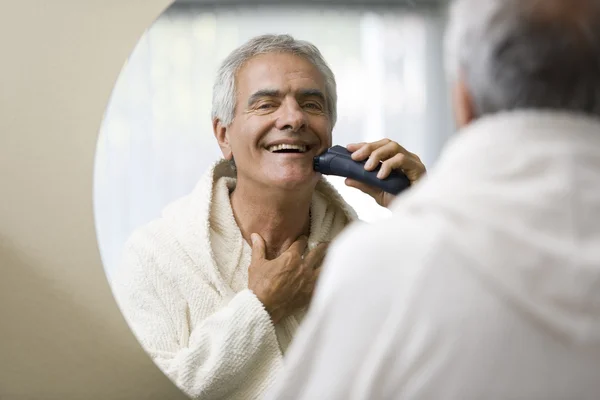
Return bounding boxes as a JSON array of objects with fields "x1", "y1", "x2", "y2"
[{"x1": 446, "y1": 0, "x2": 600, "y2": 119}]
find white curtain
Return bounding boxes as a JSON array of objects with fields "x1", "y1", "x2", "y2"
[{"x1": 94, "y1": 4, "x2": 453, "y2": 279}]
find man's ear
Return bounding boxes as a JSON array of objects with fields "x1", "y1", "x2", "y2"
[
  {"x1": 452, "y1": 72, "x2": 476, "y2": 129},
  {"x1": 213, "y1": 118, "x2": 233, "y2": 160}
]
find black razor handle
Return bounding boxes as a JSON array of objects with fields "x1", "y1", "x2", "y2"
[{"x1": 313, "y1": 145, "x2": 411, "y2": 195}]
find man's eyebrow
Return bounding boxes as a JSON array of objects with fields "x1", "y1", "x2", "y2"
[
  {"x1": 298, "y1": 89, "x2": 326, "y2": 102},
  {"x1": 247, "y1": 89, "x2": 281, "y2": 106},
  {"x1": 246, "y1": 88, "x2": 327, "y2": 106}
]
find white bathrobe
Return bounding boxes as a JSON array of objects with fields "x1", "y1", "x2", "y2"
[
  {"x1": 111, "y1": 160, "x2": 357, "y2": 400},
  {"x1": 267, "y1": 111, "x2": 600, "y2": 400}
]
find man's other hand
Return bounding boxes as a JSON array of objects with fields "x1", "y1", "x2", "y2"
[{"x1": 248, "y1": 234, "x2": 328, "y2": 324}]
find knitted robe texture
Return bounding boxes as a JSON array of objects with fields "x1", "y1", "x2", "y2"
[{"x1": 111, "y1": 160, "x2": 357, "y2": 399}]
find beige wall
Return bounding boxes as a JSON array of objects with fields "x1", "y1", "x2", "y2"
[{"x1": 0, "y1": 1, "x2": 188, "y2": 399}]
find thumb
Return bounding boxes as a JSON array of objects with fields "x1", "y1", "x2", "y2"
[
  {"x1": 345, "y1": 178, "x2": 380, "y2": 198},
  {"x1": 345, "y1": 178, "x2": 386, "y2": 207},
  {"x1": 250, "y1": 233, "x2": 267, "y2": 262}
]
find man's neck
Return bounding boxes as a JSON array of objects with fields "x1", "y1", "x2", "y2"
[{"x1": 230, "y1": 178, "x2": 313, "y2": 260}]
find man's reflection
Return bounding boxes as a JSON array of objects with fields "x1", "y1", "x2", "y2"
[{"x1": 111, "y1": 34, "x2": 426, "y2": 399}]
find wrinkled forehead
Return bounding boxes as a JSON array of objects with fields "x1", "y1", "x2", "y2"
[{"x1": 235, "y1": 52, "x2": 327, "y2": 101}]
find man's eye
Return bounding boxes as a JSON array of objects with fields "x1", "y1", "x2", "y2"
[
  {"x1": 303, "y1": 103, "x2": 323, "y2": 110},
  {"x1": 258, "y1": 103, "x2": 275, "y2": 109}
]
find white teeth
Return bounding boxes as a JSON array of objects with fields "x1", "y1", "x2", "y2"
[{"x1": 267, "y1": 144, "x2": 307, "y2": 153}]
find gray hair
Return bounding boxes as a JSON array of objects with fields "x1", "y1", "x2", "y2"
[
  {"x1": 445, "y1": 0, "x2": 600, "y2": 117},
  {"x1": 211, "y1": 34, "x2": 338, "y2": 128}
]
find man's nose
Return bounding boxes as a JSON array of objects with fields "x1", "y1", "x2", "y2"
[{"x1": 275, "y1": 99, "x2": 307, "y2": 132}]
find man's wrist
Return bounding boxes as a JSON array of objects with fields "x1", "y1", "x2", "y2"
[{"x1": 249, "y1": 288, "x2": 281, "y2": 323}]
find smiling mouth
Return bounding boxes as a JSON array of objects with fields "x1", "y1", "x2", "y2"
[{"x1": 267, "y1": 144, "x2": 309, "y2": 154}]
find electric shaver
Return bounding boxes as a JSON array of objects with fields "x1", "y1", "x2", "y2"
[{"x1": 313, "y1": 145, "x2": 411, "y2": 195}]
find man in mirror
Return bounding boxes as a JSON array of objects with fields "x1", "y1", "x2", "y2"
[{"x1": 111, "y1": 33, "x2": 426, "y2": 399}]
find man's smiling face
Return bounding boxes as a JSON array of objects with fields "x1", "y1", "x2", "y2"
[{"x1": 215, "y1": 52, "x2": 333, "y2": 191}]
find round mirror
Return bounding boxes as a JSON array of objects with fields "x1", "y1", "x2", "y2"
[{"x1": 94, "y1": 1, "x2": 452, "y2": 398}]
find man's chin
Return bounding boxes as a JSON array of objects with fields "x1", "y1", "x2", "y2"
[{"x1": 266, "y1": 171, "x2": 320, "y2": 191}]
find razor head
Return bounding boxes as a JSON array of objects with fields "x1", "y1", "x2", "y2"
[
  {"x1": 313, "y1": 145, "x2": 352, "y2": 172},
  {"x1": 327, "y1": 145, "x2": 353, "y2": 157}
]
